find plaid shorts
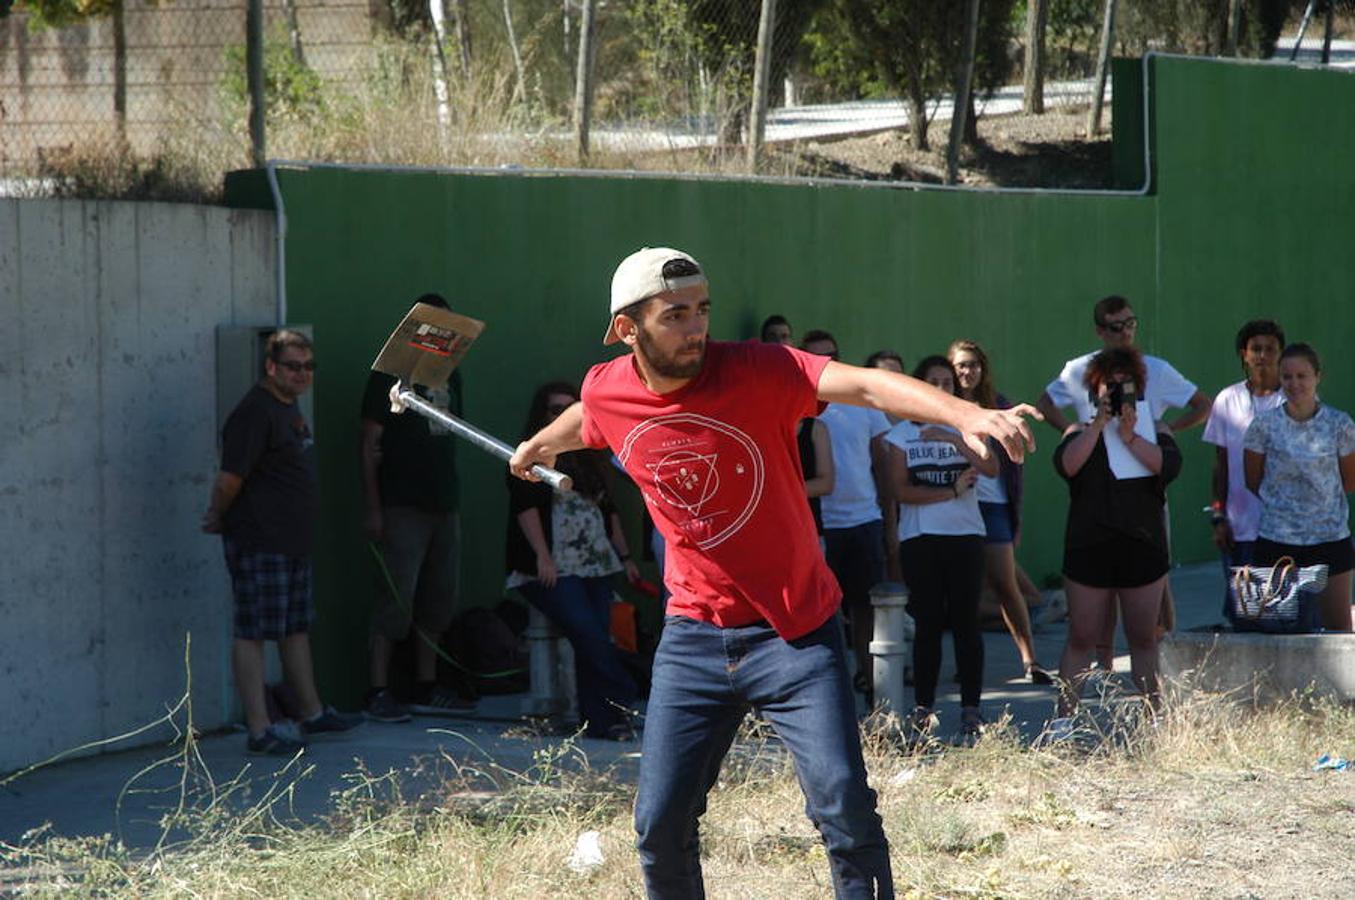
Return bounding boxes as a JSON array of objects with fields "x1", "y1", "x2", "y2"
[{"x1": 223, "y1": 538, "x2": 314, "y2": 640}]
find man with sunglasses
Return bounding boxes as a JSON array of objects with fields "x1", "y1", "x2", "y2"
[
  {"x1": 204, "y1": 329, "x2": 359, "y2": 754},
  {"x1": 510, "y1": 247, "x2": 1038, "y2": 899},
  {"x1": 1035, "y1": 295, "x2": 1212, "y2": 663},
  {"x1": 1036, "y1": 295, "x2": 1211, "y2": 434}
]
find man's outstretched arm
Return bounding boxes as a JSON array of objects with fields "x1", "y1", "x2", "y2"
[
  {"x1": 817, "y1": 362, "x2": 1041, "y2": 463},
  {"x1": 509, "y1": 401, "x2": 588, "y2": 481}
]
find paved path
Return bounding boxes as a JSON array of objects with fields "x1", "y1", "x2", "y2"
[{"x1": 0, "y1": 561, "x2": 1228, "y2": 853}]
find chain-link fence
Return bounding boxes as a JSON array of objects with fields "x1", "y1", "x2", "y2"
[{"x1": 0, "y1": 1, "x2": 1313, "y2": 198}]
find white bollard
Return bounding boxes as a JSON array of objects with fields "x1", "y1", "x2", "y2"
[
  {"x1": 869, "y1": 582, "x2": 914, "y2": 714},
  {"x1": 523, "y1": 606, "x2": 577, "y2": 718}
]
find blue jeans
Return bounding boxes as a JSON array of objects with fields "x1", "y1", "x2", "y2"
[
  {"x1": 518, "y1": 575, "x2": 638, "y2": 736},
  {"x1": 634, "y1": 614, "x2": 893, "y2": 899}
]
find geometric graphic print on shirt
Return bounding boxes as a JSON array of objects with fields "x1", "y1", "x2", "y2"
[
  {"x1": 618, "y1": 411, "x2": 765, "y2": 551},
  {"x1": 578, "y1": 340, "x2": 841, "y2": 640}
]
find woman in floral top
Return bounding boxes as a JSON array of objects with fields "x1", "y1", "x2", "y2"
[
  {"x1": 506, "y1": 381, "x2": 639, "y2": 738},
  {"x1": 1244, "y1": 344, "x2": 1355, "y2": 631}
]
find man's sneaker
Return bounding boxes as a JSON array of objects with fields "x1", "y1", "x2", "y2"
[
  {"x1": 407, "y1": 683, "x2": 476, "y2": 716},
  {"x1": 364, "y1": 689, "x2": 412, "y2": 723},
  {"x1": 302, "y1": 705, "x2": 363, "y2": 735},
  {"x1": 247, "y1": 724, "x2": 307, "y2": 756}
]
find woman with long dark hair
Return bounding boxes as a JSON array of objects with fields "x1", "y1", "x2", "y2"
[
  {"x1": 887, "y1": 355, "x2": 994, "y2": 740},
  {"x1": 948, "y1": 339, "x2": 1051, "y2": 685},
  {"x1": 505, "y1": 381, "x2": 639, "y2": 739}
]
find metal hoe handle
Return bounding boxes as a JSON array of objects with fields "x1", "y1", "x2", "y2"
[{"x1": 391, "y1": 386, "x2": 573, "y2": 492}]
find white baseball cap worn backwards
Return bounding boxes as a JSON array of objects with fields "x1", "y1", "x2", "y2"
[{"x1": 604, "y1": 247, "x2": 708, "y2": 345}]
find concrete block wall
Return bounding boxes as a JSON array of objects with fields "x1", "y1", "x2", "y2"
[{"x1": 0, "y1": 199, "x2": 276, "y2": 774}]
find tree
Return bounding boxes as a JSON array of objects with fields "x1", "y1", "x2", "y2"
[
  {"x1": 833, "y1": 0, "x2": 1014, "y2": 152},
  {"x1": 1023, "y1": 0, "x2": 1047, "y2": 113}
]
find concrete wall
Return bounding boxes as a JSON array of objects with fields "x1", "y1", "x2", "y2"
[
  {"x1": 0, "y1": 199, "x2": 277, "y2": 774},
  {"x1": 0, "y1": 0, "x2": 372, "y2": 166}
]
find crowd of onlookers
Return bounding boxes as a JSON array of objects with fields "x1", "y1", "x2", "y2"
[
  {"x1": 203, "y1": 288, "x2": 1354, "y2": 754},
  {"x1": 753, "y1": 297, "x2": 1354, "y2": 739}
]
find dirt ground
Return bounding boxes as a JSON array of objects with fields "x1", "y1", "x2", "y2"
[{"x1": 777, "y1": 103, "x2": 1114, "y2": 190}]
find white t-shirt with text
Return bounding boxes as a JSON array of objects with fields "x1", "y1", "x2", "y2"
[{"x1": 885, "y1": 421, "x2": 985, "y2": 541}]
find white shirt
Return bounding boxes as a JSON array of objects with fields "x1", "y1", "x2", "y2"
[
  {"x1": 1202, "y1": 381, "x2": 1285, "y2": 542},
  {"x1": 820, "y1": 404, "x2": 891, "y2": 529},
  {"x1": 1046, "y1": 350, "x2": 1195, "y2": 478},
  {"x1": 885, "y1": 421, "x2": 985, "y2": 540},
  {"x1": 975, "y1": 472, "x2": 1008, "y2": 504},
  {"x1": 1046, "y1": 351, "x2": 1197, "y2": 424}
]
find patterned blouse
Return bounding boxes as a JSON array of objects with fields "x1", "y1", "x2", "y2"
[
  {"x1": 549, "y1": 490, "x2": 622, "y2": 579},
  {"x1": 1244, "y1": 403, "x2": 1355, "y2": 545}
]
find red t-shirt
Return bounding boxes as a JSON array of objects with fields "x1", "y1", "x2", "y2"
[{"x1": 580, "y1": 340, "x2": 842, "y2": 639}]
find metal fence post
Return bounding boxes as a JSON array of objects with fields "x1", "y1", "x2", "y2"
[
  {"x1": 746, "y1": 0, "x2": 776, "y2": 173},
  {"x1": 870, "y1": 582, "x2": 914, "y2": 714},
  {"x1": 246, "y1": 0, "x2": 266, "y2": 167},
  {"x1": 573, "y1": 0, "x2": 596, "y2": 163}
]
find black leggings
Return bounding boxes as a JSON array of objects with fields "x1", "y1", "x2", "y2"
[{"x1": 899, "y1": 534, "x2": 986, "y2": 709}]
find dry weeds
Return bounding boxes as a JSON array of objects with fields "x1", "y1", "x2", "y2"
[{"x1": 4, "y1": 685, "x2": 1355, "y2": 899}]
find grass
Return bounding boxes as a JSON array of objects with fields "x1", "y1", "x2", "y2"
[{"x1": 4, "y1": 684, "x2": 1355, "y2": 899}]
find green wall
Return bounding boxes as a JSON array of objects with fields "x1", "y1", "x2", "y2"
[{"x1": 228, "y1": 55, "x2": 1355, "y2": 705}]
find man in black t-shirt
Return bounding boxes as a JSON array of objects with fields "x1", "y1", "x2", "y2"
[
  {"x1": 360, "y1": 293, "x2": 472, "y2": 722},
  {"x1": 203, "y1": 330, "x2": 359, "y2": 755}
]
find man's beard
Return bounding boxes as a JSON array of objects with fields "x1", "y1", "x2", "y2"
[{"x1": 636, "y1": 326, "x2": 706, "y2": 379}]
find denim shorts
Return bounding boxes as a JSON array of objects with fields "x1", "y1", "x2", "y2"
[
  {"x1": 224, "y1": 538, "x2": 314, "y2": 640},
  {"x1": 978, "y1": 501, "x2": 1015, "y2": 545}
]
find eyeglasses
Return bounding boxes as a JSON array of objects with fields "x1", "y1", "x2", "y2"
[
  {"x1": 1100, "y1": 317, "x2": 1138, "y2": 334},
  {"x1": 278, "y1": 360, "x2": 317, "y2": 373}
]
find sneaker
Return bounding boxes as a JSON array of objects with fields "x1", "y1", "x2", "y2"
[
  {"x1": 407, "y1": 683, "x2": 477, "y2": 716},
  {"x1": 1026, "y1": 664, "x2": 1055, "y2": 686},
  {"x1": 599, "y1": 722, "x2": 637, "y2": 742},
  {"x1": 960, "y1": 706, "x2": 985, "y2": 743},
  {"x1": 906, "y1": 706, "x2": 937, "y2": 747},
  {"x1": 302, "y1": 705, "x2": 363, "y2": 735},
  {"x1": 247, "y1": 724, "x2": 307, "y2": 756},
  {"x1": 365, "y1": 689, "x2": 412, "y2": 724}
]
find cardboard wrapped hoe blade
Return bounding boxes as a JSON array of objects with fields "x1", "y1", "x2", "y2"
[{"x1": 371, "y1": 302, "x2": 485, "y2": 390}]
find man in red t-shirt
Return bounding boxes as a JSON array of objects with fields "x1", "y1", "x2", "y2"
[{"x1": 510, "y1": 247, "x2": 1037, "y2": 899}]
